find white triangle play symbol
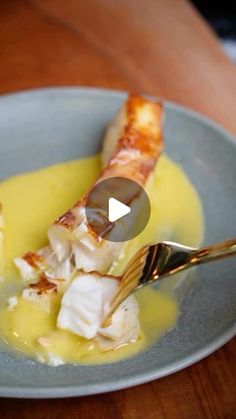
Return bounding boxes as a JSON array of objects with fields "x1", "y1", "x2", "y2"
[{"x1": 108, "y1": 197, "x2": 131, "y2": 222}]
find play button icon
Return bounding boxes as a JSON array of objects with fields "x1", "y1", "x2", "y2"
[
  {"x1": 108, "y1": 198, "x2": 131, "y2": 222},
  {"x1": 85, "y1": 177, "x2": 151, "y2": 242}
]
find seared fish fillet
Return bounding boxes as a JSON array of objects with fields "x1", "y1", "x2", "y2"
[
  {"x1": 13, "y1": 95, "x2": 163, "y2": 355},
  {"x1": 48, "y1": 95, "x2": 163, "y2": 274}
]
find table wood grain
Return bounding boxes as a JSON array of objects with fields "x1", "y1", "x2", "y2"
[{"x1": 0, "y1": 1, "x2": 235, "y2": 417}]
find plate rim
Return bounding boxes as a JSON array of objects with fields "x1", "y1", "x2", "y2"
[
  {"x1": 0, "y1": 325, "x2": 235, "y2": 399},
  {"x1": 0, "y1": 86, "x2": 235, "y2": 148},
  {"x1": 0, "y1": 86, "x2": 235, "y2": 398}
]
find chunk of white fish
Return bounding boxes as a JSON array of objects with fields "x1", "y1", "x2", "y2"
[{"x1": 57, "y1": 272, "x2": 140, "y2": 350}]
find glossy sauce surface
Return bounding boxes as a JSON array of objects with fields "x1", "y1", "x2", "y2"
[{"x1": 0, "y1": 155, "x2": 203, "y2": 364}]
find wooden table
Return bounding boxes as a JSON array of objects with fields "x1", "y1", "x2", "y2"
[{"x1": 0, "y1": 1, "x2": 235, "y2": 417}]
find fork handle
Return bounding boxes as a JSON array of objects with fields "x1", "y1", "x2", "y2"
[{"x1": 190, "y1": 238, "x2": 236, "y2": 265}]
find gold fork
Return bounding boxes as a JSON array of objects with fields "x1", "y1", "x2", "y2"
[{"x1": 103, "y1": 238, "x2": 236, "y2": 326}]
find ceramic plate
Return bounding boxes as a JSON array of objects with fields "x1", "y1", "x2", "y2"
[{"x1": 0, "y1": 88, "x2": 235, "y2": 398}]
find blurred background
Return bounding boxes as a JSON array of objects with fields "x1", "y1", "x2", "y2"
[
  {"x1": 1, "y1": 0, "x2": 236, "y2": 134},
  {"x1": 192, "y1": 1, "x2": 236, "y2": 61}
]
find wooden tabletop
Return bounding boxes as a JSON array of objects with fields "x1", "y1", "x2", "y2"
[{"x1": 0, "y1": 0, "x2": 235, "y2": 417}]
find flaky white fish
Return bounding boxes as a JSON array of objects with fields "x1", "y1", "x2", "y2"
[{"x1": 57, "y1": 272, "x2": 140, "y2": 350}]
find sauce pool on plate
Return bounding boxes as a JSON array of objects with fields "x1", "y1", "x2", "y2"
[{"x1": 0, "y1": 154, "x2": 203, "y2": 365}]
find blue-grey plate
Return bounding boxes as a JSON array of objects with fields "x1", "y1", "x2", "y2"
[{"x1": 0, "y1": 88, "x2": 235, "y2": 398}]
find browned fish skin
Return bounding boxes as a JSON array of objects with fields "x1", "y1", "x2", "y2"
[
  {"x1": 29, "y1": 272, "x2": 57, "y2": 295},
  {"x1": 23, "y1": 251, "x2": 44, "y2": 268}
]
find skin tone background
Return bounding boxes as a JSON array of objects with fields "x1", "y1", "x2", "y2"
[{"x1": 0, "y1": 0, "x2": 235, "y2": 417}]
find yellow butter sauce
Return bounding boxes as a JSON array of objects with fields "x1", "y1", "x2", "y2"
[{"x1": 0, "y1": 154, "x2": 203, "y2": 365}]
